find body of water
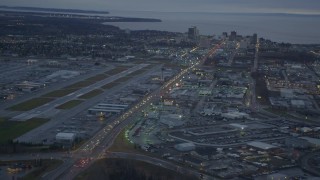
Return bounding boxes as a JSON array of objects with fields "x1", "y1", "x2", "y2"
[{"x1": 105, "y1": 10, "x2": 320, "y2": 44}]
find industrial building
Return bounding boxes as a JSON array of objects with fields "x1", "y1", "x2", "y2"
[
  {"x1": 267, "y1": 173, "x2": 288, "y2": 180},
  {"x1": 174, "y1": 142, "x2": 196, "y2": 151},
  {"x1": 15, "y1": 81, "x2": 44, "y2": 92},
  {"x1": 229, "y1": 123, "x2": 248, "y2": 130},
  {"x1": 46, "y1": 70, "x2": 80, "y2": 80},
  {"x1": 88, "y1": 103, "x2": 129, "y2": 115},
  {"x1": 247, "y1": 141, "x2": 277, "y2": 150},
  {"x1": 285, "y1": 138, "x2": 311, "y2": 149},
  {"x1": 299, "y1": 137, "x2": 320, "y2": 148},
  {"x1": 55, "y1": 132, "x2": 76, "y2": 145},
  {"x1": 160, "y1": 114, "x2": 184, "y2": 128},
  {"x1": 222, "y1": 112, "x2": 249, "y2": 119}
]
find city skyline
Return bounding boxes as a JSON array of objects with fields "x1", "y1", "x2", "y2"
[{"x1": 1, "y1": 0, "x2": 320, "y2": 15}]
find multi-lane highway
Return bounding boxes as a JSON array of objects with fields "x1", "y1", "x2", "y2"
[
  {"x1": 227, "y1": 42, "x2": 239, "y2": 66},
  {"x1": 253, "y1": 39, "x2": 259, "y2": 72},
  {"x1": 250, "y1": 39, "x2": 260, "y2": 111},
  {"x1": 54, "y1": 42, "x2": 224, "y2": 180},
  {"x1": 300, "y1": 151, "x2": 320, "y2": 177},
  {"x1": 108, "y1": 152, "x2": 217, "y2": 180},
  {"x1": 1, "y1": 42, "x2": 224, "y2": 180}
]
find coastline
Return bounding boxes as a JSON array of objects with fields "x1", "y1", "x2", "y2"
[{"x1": 104, "y1": 10, "x2": 320, "y2": 44}]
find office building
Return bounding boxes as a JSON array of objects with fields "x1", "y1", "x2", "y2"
[
  {"x1": 229, "y1": 31, "x2": 237, "y2": 41},
  {"x1": 251, "y1": 33, "x2": 258, "y2": 44},
  {"x1": 188, "y1": 26, "x2": 199, "y2": 41}
]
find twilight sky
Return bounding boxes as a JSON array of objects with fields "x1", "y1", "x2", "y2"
[{"x1": 1, "y1": 0, "x2": 320, "y2": 15}]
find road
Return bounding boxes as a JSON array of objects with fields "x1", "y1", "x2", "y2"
[
  {"x1": 252, "y1": 38, "x2": 259, "y2": 72},
  {"x1": 300, "y1": 151, "x2": 320, "y2": 177},
  {"x1": 60, "y1": 42, "x2": 224, "y2": 179},
  {"x1": 54, "y1": 42, "x2": 224, "y2": 179},
  {"x1": 168, "y1": 132, "x2": 289, "y2": 148},
  {"x1": 248, "y1": 76, "x2": 260, "y2": 111},
  {"x1": 1, "y1": 42, "x2": 224, "y2": 180},
  {"x1": 227, "y1": 42, "x2": 239, "y2": 66},
  {"x1": 108, "y1": 152, "x2": 218, "y2": 180},
  {"x1": 193, "y1": 80, "x2": 217, "y2": 114},
  {"x1": 250, "y1": 38, "x2": 260, "y2": 112}
]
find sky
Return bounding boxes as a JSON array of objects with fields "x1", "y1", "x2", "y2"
[{"x1": 1, "y1": 0, "x2": 320, "y2": 15}]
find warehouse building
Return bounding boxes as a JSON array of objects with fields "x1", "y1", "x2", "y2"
[
  {"x1": 88, "y1": 103, "x2": 129, "y2": 115},
  {"x1": 174, "y1": 142, "x2": 196, "y2": 152},
  {"x1": 55, "y1": 132, "x2": 76, "y2": 146},
  {"x1": 247, "y1": 141, "x2": 277, "y2": 150}
]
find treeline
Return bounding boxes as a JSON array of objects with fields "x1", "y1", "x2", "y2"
[
  {"x1": 0, "y1": 12, "x2": 121, "y2": 36},
  {"x1": 77, "y1": 158, "x2": 196, "y2": 180}
]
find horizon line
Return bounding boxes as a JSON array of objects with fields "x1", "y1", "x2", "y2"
[{"x1": 1, "y1": 5, "x2": 320, "y2": 16}]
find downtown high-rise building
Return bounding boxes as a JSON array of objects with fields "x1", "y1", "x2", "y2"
[
  {"x1": 229, "y1": 31, "x2": 237, "y2": 41},
  {"x1": 188, "y1": 26, "x2": 199, "y2": 41}
]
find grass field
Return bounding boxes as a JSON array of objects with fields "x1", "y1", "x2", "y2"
[
  {"x1": 64, "y1": 67, "x2": 132, "y2": 89},
  {"x1": 78, "y1": 89, "x2": 104, "y2": 99},
  {"x1": 101, "y1": 82, "x2": 119, "y2": 90},
  {"x1": 55, "y1": 100, "x2": 83, "y2": 109},
  {"x1": 115, "y1": 76, "x2": 133, "y2": 83},
  {"x1": 8, "y1": 98, "x2": 54, "y2": 111},
  {"x1": 0, "y1": 118, "x2": 49, "y2": 144},
  {"x1": 75, "y1": 158, "x2": 196, "y2": 180},
  {"x1": 105, "y1": 66, "x2": 130, "y2": 75},
  {"x1": 101, "y1": 68, "x2": 149, "y2": 90},
  {"x1": 23, "y1": 159, "x2": 63, "y2": 180},
  {"x1": 129, "y1": 69, "x2": 148, "y2": 76},
  {"x1": 43, "y1": 88, "x2": 79, "y2": 98},
  {"x1": 85, "y1": 74, "x2": 109, "y2": 82},
  {"x1": 108, "y1": 128, "x2": 137, "y2": 153},
  {"x1": 64, "y1": 80, "x2": 96, "y2": 89}
]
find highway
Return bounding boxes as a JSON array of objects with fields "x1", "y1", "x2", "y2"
[
  {"x1": 1, "y1": 42, "x2": 224, "y2": 180},
  {"x1": 108, "y1": 152, "x2": 218, "y2": 180},
  {"x1": 252, "y1": 39, "x2": 259, "y2": 72},
  {"x1": 249, "y1": 39, "x2": 260, "y2": 112},
  {"x1": 65, "y1": 42, "x2": 223, "y2": 179},
  {"x1": 300, "y1": 151, "x2": 320, "y2": 177},
  {"x1": 52, "y1": 42, "x2": 224, "y2": 179},
  {"x1": 227, "y1": 42, "x2": 239, "y2": 66}
]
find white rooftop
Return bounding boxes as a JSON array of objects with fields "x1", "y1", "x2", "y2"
[
  {"x1": 291, "y1": 100, "x2": 305, "y2": 106},
  {"x1": 56, "y1": 132, "x2": 76, "y2": 140},
  {"x1": 300, "y1": 127, "x2": 313, "y2": 132},
  {"x1": 299, "y1": 137, "x2": 320, "y2": 146},
  {"x1": 247, "y1": 141, "x2": 277, "y2": 150},
  {"x1": 229, "y1": 123, "x2": 248, "y2": 129}
]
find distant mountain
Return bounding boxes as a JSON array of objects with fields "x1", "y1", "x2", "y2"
[{"x1": 0, "y1": 6, "x2": 109, "y2": 14}]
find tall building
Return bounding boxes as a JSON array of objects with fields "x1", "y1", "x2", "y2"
[
  {"x1": 188, "y1": 26, "x2": 199, "y2": 41},
  {"x1": 251, "y1": 33, "x2": 258, "y2": 44},
  {"x1": 222, "y1": 32, "x2": 228, "y2": 39},
  {"x1": 229, "y1": 31, "x2": 237, "y2": 41}
]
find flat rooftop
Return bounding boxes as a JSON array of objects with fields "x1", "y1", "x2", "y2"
[{"x1": 247, "y1": 141, "x2": 277, "y2": 150}]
